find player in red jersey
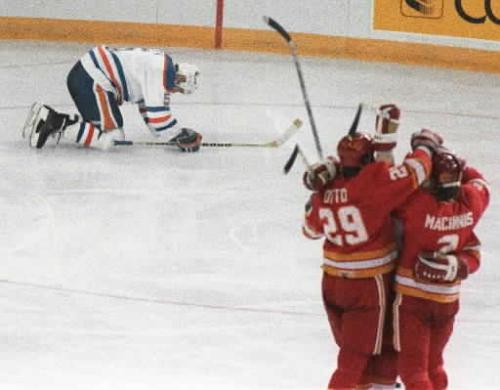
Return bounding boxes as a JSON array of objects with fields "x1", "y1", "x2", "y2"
[
  {"x1": 393, "y1": 148, "x2": 490, "y2": 390},
  {"x1": 302, "y1": 105, "x2": 443, "y2": 390}
]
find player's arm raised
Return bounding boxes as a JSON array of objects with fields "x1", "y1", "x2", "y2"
[
  {"x1": 373, "y1": 103, "x2": 400, "y2": 164},
  {"x1": 404, "y1": 128, "x2": 444, "y2": 186},
  {"x1": 302, "y1": 103, "x2": 401, "y2": 191},
  {"x1": 371, "y1": 127, "x2": 442, "y2": 213},
  {"x1": 461, "y1": 164, "x2": 491, "y2": 216},
  {"x1": 302, "y1": 156, "x2": 338, "y2": 192}
]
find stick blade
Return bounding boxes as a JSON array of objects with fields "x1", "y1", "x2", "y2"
[
  {"x1": 263, "y1": 16, "x2": 292, "y2": 43},
  {"x1": 270, "y1": 118, "x2": 303, "y2": 147},
  {"x1": 283, "y1": 144, "x2": 300, "y2": 174},
  {"x1": 347, "y1": 103, "x2": 363, "y2": 136}
]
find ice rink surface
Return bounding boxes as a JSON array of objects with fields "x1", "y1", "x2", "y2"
[{"x1": 0, "y1": 41, "x2": 499, "y2": 389}]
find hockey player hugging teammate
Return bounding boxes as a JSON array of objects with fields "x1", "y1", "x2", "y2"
[
  {"x1": 302, "y1": 104, "x2": 444, "y2": 389},
  {"x1": 393, "y1": 148, "x2": 490, "y2": 390},
  {"x1": 23, "y1": 46, "x2": 202, "y2": 152}
]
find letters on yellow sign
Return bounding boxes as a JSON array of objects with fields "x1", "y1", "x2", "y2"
[{"x1": 373, "y1": 0, "x2": 500, "y2": 41}]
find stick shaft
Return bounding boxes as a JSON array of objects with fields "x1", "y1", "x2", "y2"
[
  {"x1": 114, "y1": 119, "x2": 302, "y2": 148},
  {"x1": 283, "y1": 142, "x2": 311, "y2": 175},
  {"x1": 348, "y1": 104, "x2": 363, "y2": 136},
  {"x1": 291, "y1": 52, "x2": 323, "y2": 160},
  {"x1": 264, "y1": 16, "x2": 323, "y2": 160},
  {"x1": 296, "y1": 144, "x2": 311, "y2": 169},
  {"x1": 283, "y1": 144, "x2": 300, "y2": 174},
  {"x1": 115, "y1": 140, "x2": 276, "y2": 148}
]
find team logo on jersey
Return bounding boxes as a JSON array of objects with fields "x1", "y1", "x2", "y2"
[{"x1": 401, "y1": 0, "x2": 443, "y2": 18}]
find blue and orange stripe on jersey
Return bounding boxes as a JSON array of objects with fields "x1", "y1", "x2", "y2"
[
  {"x1": 88, "y1": 46, "x2": 129, "y2": 103},
  {"x1": 138, "y1": 102, "x2": 178, "y2": 133}
]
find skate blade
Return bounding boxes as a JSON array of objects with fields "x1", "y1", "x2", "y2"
[{"x1": 21, "y1": 102, "x2": 43, "y2": 147}]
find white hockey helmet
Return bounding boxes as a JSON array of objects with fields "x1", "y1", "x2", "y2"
[{"x1": 175, "y1": 63, "x2": 200, "y2": 94}]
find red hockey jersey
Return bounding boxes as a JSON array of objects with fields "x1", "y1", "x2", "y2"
[
  {"x1": 395, "y1": 166, "x2": 490, "y2": 303},
  {"x1": 303, "y1": 148, "x2": 432, "y2": 279}
]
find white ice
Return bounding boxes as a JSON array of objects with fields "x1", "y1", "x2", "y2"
[{"x1": 0, "y1": 41, "x2": 499, "y2": 389}]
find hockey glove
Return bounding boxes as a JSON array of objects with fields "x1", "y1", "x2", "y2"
[
  {"x1": 373, "y1": 104, "x2": 400, "y2": 152},
  {"x1": 410, "y1": 128, "x2": 443, "y2": 154},
  {"x1": 302, "y1": 156, "x2": 337, "y2": 191},
  {"x1": 415, "y1": 252, "x2": 469, "y2": 283},
  {"x1": 172, "y1": 128, "x2": 202, "y2": 152}
]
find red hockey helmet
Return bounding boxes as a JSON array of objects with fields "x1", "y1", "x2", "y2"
[
  {"x1": 431, "y1": 148, "x2": 464, "y2": 200},
  {"x1": 337, "y1": 132, "x2": 374, "y2": 169}
]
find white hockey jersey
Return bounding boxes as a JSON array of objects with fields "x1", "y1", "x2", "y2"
[{"x1": 80, "y1": 46, "x2": 179, "y2": 135}]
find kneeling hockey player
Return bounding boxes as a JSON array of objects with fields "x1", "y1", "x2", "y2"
[{"x1": 23, "y1": 46, "x2": 202, "y2": 152}]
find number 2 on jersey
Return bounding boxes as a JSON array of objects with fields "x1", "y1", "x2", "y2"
[
  {"x1": 319, "y1": 206, "x2": 369, "y2": 246},
  {"x1": 437, "y1": 234, "x2": 459, "y2": 254}
]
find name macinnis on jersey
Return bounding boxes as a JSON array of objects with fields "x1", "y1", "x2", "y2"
[{"x1": 424, "y1": 211, "x2": 474, "y2": 231}]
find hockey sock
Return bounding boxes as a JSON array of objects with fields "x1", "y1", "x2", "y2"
[{"x1": 64, "y1": 121, "x2": 101, "y2": 147}]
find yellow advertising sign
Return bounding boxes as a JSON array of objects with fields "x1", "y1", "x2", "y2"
[{"x1": 374, "y1": 0, "x2": 500, "y2": 41}]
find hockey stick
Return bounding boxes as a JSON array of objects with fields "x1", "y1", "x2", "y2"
[
  {"x1": 284, "y1": 104, "x2": 363, "y2": 174},
  {"x1": 263, "y1": 16, "x2": 323, "y2": 161},
  {"x1": 348, "y1": 103, "x2": 363, "y2": 136},
  {"x1": 114, "y1": 118, "x2": 302, "y2": 148},
  {"x1": 283, "y1": 143, "x2": 311, "y2": 174},
  {"x1": 283, "y1": 144, "x2": 300, "y2": 174}
]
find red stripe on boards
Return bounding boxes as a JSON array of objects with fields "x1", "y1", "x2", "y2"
[{"x1": 214, "y1": 0, "x2": 224, "y2": 49}]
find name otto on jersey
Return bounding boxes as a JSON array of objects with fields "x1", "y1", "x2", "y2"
[{"x1": 324, "y1": 188, "x2": 349, "y2": 204}]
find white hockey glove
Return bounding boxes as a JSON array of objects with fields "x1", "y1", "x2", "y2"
[
  {"x1": 415, "y1": 252, "x2": 469, "y2": 283},
  {"x1": 372, "y1": 104, "x2": 400, "y2": 152}
]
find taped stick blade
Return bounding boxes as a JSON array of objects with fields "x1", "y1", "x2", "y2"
[
  {"x1": 271, "y1": 118, "x2": 303, "y2": 147},
  {"x1": 283, "y1": 144, "x2": 300, "y2": 174}
]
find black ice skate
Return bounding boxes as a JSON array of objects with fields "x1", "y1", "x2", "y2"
[{"x1": 22, "y1": 103, "x2": 71, "y2": 148}]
